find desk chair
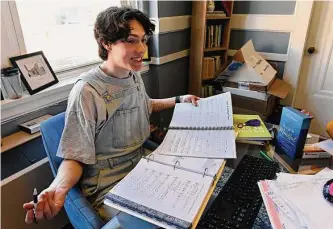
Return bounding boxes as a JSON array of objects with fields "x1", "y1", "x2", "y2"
[{"x1": 40, "y1": 112, "x2": 159, "y2": 229}]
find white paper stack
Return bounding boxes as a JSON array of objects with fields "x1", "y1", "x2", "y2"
[{"x1": 258, "y1": 168, "x2": 333, "y2": 229}]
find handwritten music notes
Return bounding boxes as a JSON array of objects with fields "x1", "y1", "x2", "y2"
[
  {"x1": 170, "y1": 92, "x2": 233, "y2": 128},
  {"x1": 159, "y1": 93, "x2": 236, "y2": 159},
  {"x1": 157, "y1": 129, "x2": 236, "y2": 158},
  {"x1": 110, "y1": 159, "x2": 213, "y2": 223}
]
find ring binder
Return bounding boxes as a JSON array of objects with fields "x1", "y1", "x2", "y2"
[
  {"x1": 168, "y1": 126, "x2": 234, "y2": 130},
  {"x1": 173, "y1": 160, "x2": 180, "y2": 170},
  {"x1": 146, "y1": 154, "x2": 154, "y2": 162},
  {"x1": 203, "y1": 168, "x2": 208, "y2": 177}
]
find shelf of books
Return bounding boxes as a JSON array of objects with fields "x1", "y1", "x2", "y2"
[{"x1": 189, "y1": 1, "x2": 233, "y2": 98}]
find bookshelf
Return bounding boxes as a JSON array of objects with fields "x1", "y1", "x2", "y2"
[{"x1": 189, "y1": 1, "x2": 234, "y2": 97}]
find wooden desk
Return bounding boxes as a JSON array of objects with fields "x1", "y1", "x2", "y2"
[{"x1": 1, "y1": 131, "x2": 41, "y2": 154}]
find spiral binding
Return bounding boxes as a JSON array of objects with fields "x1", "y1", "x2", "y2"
[
  {"x1": 168, "y1": 126, "x2": 234, "y2": 130},
  {"x1": 173, "y1": 160, "x2": 180, "y2": 170}
]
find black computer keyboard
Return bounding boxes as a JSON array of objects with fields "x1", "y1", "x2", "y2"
[{"x1": 197, "y1": 155, "x2": 279, "y2": 229}]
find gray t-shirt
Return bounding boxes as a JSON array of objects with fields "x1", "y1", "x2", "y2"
[{"x1": 57, "y1": 67, "x2": 152, "y2": 165}]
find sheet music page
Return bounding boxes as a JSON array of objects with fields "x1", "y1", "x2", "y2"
[
  {"x1": 151, "y1": 146, "x2": 225, "y2": 177},
  {"x1": 157, "y1": 129, "x2": 236, "y2": 158},
  {"x1": 170, "y1": 92, "x2": 233, "y2": 128},
  {"x1": 109, "y1": 159, "x2": 213, "y2": 223}
]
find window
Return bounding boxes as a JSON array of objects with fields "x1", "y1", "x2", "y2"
[{"x1": 15, "y1": 1, "x2": 121, "y2": 72}]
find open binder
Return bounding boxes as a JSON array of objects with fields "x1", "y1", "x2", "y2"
[
  {"x1": 105, "y1": 93, "x2": 234, "y2": 228},
  {"x1": 105, "y1": 156, "x2": 224, "y2": 229},
  {"x1": 158, "y1": 92, "x2": 236, "y2": 159}
]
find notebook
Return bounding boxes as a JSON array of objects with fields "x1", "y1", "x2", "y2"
[
  {"x1": 150, "y1": 147, "x2": 225, "y2": 177},
  {"x1": 105, "y1": 158, "x2": 218, "y2": 229},
  {"x1": 158, "y1": 92, "x2": 236, "y2": 158},
  {"x1": 233, "y1": 114, "x2": 272, "y2": 141}
]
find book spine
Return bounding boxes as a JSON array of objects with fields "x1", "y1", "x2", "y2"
[
  {"x1": 168, "y1": 126, "x2": 234, "y2": 130},
  {"x1": 106, "y1": 193, "x2": 191, "y2": 229},
  {"x1": 302, "y1": 151, "x2": 332, "y2": 159}
]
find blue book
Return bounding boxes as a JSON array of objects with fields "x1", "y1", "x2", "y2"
[{"x1": 276, "y1": 107, "x2": 312, "y2": 159}]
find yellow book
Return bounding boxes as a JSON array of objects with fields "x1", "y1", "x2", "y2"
[{"x1": 233, "y1": 114, "x2": 272, "y2": 141}]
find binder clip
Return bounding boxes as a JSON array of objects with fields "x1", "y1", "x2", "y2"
[
  {"x1": 203, "y1": 168, "x2": 208, "y2": 177},
  {"x1": 174, "y1": 160, "x2": 180, "y2": 170},
  {"x1": 146, "y1": 154, "x2": 154, "y2": 162}
]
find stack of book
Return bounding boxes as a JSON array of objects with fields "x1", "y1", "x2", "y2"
[
  {"x1": 205, "y1": 24, "x2": 224, "y2": 48},
  {"x1": 303, "y1": 133, "x2": 331, "y2": 159},
  {"x1": 202, "y1": 56, "x2": 222, "y2": 80},
  {"x1": 201, "y1": 85, "x2": 215, "y2": 98},
  {"x1": 233, "y1": 114, "x2": 272, "y2": 146}
]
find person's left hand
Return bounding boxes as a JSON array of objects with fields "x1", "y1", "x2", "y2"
[{"x1": 181, "y1": 95, "x2": 200, "y2": 106}]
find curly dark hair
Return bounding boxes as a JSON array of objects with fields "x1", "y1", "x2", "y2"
[{"x1": 94, "y1": 6, "x2": 155, "y2": 60}]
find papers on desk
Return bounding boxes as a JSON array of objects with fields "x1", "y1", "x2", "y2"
[
  {"x1": 315, "y1": 139, "x2": 333, "y2": 155},
  {"x1": 258, "y1": 168, "x2": 333, "y2": 229}
]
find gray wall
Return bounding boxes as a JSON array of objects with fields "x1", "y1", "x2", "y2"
[
  {"x1": 231, "y1": 1, "x2": 296, "y2": 78},
  {"x1": 233, "y1": 1, "x2": 296, "y2": 15},
  {"x1": 146, "y1": 1, "x2": 192, "y2": 128}
]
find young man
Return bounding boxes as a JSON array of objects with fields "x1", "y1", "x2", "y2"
[{"x1": 23, "y1": 6, "x2": 199, "y2": 226}]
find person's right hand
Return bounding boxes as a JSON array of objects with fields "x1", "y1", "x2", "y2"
[{"x1": 23, "y1": 186, "x2": 66, "y2": 224}]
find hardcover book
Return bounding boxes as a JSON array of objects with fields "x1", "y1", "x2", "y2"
[
  {"x1": 276, "y1": 107, "x2": 312, "y2": 159},
  {"x1": 233, "y1": 114, "x2": 272, "y2": 141}
]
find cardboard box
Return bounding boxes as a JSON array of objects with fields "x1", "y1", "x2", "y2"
[
  {"x1": 222, "y1": 85, "x2": 270, "y2": 101},
  {"x1": 231, "y1": 94, "x2": 276, "y2": 120},
  {"x1": 216, "y1": 40, "x2": 292, "y2": 99}
]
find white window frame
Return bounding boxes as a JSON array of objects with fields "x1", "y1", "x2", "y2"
[{"x1": 1, "y1": 1, "x2": 149, "y2": 123}]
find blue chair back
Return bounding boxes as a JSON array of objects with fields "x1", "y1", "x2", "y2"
[{"x1": 40, "y1": 112, "x2": 104, "y2": 229}]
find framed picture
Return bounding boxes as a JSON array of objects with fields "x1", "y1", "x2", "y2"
[{"x1": 10, "y1": 51, "x2": 58, "y2": 95}]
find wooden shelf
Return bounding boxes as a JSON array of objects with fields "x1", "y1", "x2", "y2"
[
  {"x1": 206, "y1": 15, "x2": 230, "y2": 20},
  {"x1": 1, "y1": 131, "x2": 41, "y2": 154},
  {"x1": 204, "y1": 47, "x2": 227, "y2": 52},
  {"x1": 202, "y1": 77, "x2": 216, "y2": 81},
  {"x1": 189, "y1": 1, "x2": 234, "y2": 96}
]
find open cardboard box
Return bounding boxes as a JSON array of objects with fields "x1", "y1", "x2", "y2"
[{"x1": 216, "y1": 40, "x2": 292, "y2": 99}]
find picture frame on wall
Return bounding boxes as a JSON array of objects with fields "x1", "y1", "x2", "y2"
[{"x1": 9, "y1": 51, "x2": 58, "y2": 95}]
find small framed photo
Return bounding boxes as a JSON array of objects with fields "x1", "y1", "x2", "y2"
[{"x1": 10, "y1": 51, "x2": 58, "y2": 95}]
